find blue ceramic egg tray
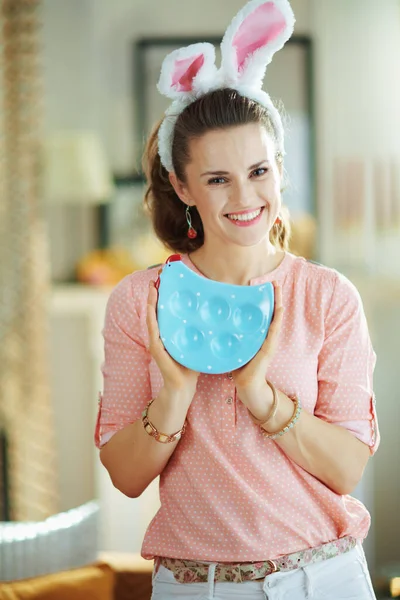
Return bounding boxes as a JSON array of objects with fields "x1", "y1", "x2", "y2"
[{"x1": 156, "y1": 255, "x2": 274, "y2": 374}]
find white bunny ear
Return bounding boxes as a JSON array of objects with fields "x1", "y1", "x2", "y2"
[
  {"x1": 157, "y1": 43, "x2": 218, "y2": 100},
  {"x1": 221, "y1": 0, "x2": 295, "y2": 88}
]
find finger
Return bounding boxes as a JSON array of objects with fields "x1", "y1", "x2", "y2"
[
  {"x1": 146, "y1": 282, "x2": 165, "y2": 355},
  {"x1": 258, "y1": 306, "x2": 284, "y2": 357},
  {"x1": 272, "y1": 280, "x2": 283, "y2": 311},
  {"x1": 269, "y1": 282, "x2": 283, "y2": 330},
  {"x1": 146, "y1": 282, "x2": 199, "y2": 388},
  {"x1": 146, "y1": 280, "x2": 158, "y2": 317},
  {"x1": 268, "y1": 306, "x2": 284, "y2": 337},
  {"x1": 235, "y1": 284, "x2": 284, "y2": 375}
]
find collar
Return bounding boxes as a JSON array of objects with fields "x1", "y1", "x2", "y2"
[{"x1": 181, "y1": 251, "x2": 294, "y2": 286}]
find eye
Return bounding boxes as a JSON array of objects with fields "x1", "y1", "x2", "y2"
[
  {"x1": 207, "y1": 177, "x2": 227, "y2": 185},
  {"x1": 251, "y1": 167, "x2": 268, "y2": 177}
]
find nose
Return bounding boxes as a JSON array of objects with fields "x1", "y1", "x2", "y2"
[{"x1": 230, "y1": 178, "x2": 255, "y2": 209}]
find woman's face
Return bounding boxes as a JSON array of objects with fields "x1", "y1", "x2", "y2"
[{"x1": 170, "y1": 123, "x2": 282, "y2": 249}]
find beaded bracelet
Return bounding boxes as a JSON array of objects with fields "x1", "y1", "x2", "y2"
[
  {"x1": 141, "y1": 398, "x2": 186, "y2": 443},
  {"x1": 261, "y1": 396, "x2": 302, "y2": 440}
]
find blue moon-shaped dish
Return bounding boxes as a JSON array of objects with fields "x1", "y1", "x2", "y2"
[{"x1": 156, "y1": 258, "x2": 274, "y2": 374}]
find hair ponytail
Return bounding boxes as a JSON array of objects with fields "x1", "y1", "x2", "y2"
[{"x1": 143, "y1": 121, "x2": 204, "y2": 253}]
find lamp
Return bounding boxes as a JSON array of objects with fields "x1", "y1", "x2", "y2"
[
  {"x1": 43, "y1": 132, "x2": 114, "y2": 205},
  {"x1": 43, "y1": 131, "x2": 115, "y2": 282}
]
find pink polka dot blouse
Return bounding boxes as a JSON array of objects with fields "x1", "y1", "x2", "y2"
[{"x1": 95, "y1": 251, "x2": 379, "y2": 562}]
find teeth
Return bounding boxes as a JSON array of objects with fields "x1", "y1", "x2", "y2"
[{"x1": 227, "y1": 208, "x2": 262, "y2": 222}]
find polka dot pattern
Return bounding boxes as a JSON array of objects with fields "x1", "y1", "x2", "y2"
[{"x1": 95, "y1": 252, "x2": 379, "y2": 562}]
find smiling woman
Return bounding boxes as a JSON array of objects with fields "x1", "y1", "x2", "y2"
[
  {"x1": 143, "y1": 89, "x2": 291, "y2": 265},
  {"x1": 170, "y1": 122, "x2": 284, "y2": 254},
  {"x1": 96, "y1": 1, "x2": 379, "y2": 599}
]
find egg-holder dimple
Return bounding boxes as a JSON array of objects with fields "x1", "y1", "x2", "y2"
[{"x1": 155, "y1": 255, "x2": 275, "y2": 375}]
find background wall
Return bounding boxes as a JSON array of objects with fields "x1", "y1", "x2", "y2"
[{"x1": 41, "y1": 0, "x2": 311, "y2": 173}]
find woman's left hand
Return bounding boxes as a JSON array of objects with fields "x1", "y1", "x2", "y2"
[{"x1": 232, "y1": 281, "x2": 284, "y2": 418}]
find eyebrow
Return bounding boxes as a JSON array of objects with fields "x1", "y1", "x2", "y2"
[{"x1": 200, "y1": 160, "x2": 270, "y2": 177}]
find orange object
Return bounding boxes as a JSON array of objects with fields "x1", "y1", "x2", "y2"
[{"x1": 75, "y1": 247, "x2": 138, "y2": 286}]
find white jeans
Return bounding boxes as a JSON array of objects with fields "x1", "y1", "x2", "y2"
[{"x1": 151, "y1": 542, "x2": 376, "y2": 599}]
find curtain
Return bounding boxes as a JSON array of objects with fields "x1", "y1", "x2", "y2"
[{"x1": 0, "y1": 0, "x2": 59, "y2": 520}]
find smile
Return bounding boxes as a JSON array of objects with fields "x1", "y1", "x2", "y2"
[{"x1": 225, "y1": 207, "x2": 264, "y2": 224}]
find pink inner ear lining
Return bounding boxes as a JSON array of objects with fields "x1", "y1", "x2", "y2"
[
  {"x1": 171, "y1": 54, "x2": 205, "y2": 92},
  {"x1": 233, "y1": 2, "x2": 287, "y2": 71}
]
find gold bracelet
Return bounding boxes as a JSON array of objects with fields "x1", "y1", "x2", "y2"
[
  {"x1": 249, "y1": 380, "x2": 279, "y2": 426},
  {"x1": 261, "y1": 396, "x2": 302, "y2": 439},
  {"x1": 141, "y1": 398, "x2": 186, "y2": 444}
]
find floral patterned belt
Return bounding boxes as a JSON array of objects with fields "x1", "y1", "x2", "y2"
[{"x1": 155, "y1": 536, "x2": 357, "y2": 584}]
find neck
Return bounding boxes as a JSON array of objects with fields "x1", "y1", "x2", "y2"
[{"x1": 188, "y1": 240, "x2": 285, "y2": 285}]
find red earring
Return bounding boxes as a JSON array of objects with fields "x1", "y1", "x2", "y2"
[
  {"x1": 274, "y1": 216, "x2": 282, "y2": 226},
  {"x1": 186, "y1": 206, "x2": 197, "y2": 239}
]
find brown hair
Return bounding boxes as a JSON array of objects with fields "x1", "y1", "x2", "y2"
[{"x1": 143, "y1": 88, "x2": 291, "y2": 254}]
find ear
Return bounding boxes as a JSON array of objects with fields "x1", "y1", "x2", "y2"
[
  {"x1": 275, "y1": 152, "x2": 283, "y2": 175},
  {"x1": 168, "y1": 172, "x2": 194, "y2": 206},
  {"x1": 220, "y1": 0, "x2": 295, "y2": 88},
  {"x1": 157, "y1": 43, "x2": 218, "y2": 100}
]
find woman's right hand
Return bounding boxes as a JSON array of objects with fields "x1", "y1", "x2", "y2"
[{"x1": 146, "y1": 279, "x2": 200, "y2": 400}]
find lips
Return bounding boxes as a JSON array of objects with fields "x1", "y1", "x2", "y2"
[
  {"x1": 225, "y1": 207, "x2": 264, "y2": 222},
  {"x1": 223, "y1": 207, "x2": 265, "y2": 229}
]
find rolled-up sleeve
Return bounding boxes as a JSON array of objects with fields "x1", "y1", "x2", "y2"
[
  {"x1": 94, "y1": 271, "x2": 152, "y2": 449},
  {"x1": 315, "y1": 272, "x2": 380, "y2": 455}
]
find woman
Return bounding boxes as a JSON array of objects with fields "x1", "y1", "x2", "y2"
[{"x1": 95, "y1": 1, "x2": 379, "y2": 598}]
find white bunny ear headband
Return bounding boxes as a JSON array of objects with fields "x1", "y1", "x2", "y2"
[{"x1": 157, "y1": 0, "x2": 295, "y2": 173}]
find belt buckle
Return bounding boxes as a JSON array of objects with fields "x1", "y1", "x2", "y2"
[{"x1": 267, "y1": 559, "x2": 279, "y2": 574}]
